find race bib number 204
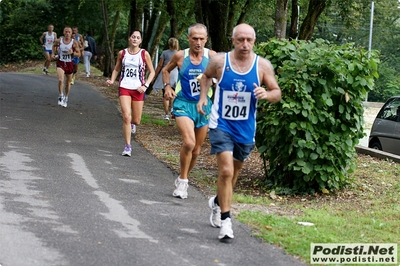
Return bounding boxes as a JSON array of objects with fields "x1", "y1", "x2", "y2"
[{"x1": 222, "y1": 91, "x2": 251, "y2": 120}]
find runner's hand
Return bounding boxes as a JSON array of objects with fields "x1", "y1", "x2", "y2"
[
  {"x1": 253, "y1": 83, "x2": 268, "y2": 100},
  {"x1": 164, "y1": 87, "x2": 176, "y2": 100},
  {"x1": 197, "y1": 98, "x2": 208, "y2": 115}
]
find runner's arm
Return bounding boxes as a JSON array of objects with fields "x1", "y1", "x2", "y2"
[
  {"x1": 51, "y1": 39, "x2": 59, "y2": 59},
  {"x1": 72, "y1": 40, "x2": 80, "y2": 57},
  {"x1": 106, "y1": 50, "x2": 123, "y2": 86},
  {"x1": 197, "y1": 53, "x2": 224, "y2": 115},
  {"x1": 162, "y1": 50, "x2": 182, "y2": 98},
  {"x1": 39, "y1": 32, "x2": 45, "y2": 46},
  {"x1": 255, "y1": 58, "x2": 281, "y2": 102}
]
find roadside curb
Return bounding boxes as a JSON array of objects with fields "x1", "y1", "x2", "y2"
[{"x1": 356, "y1": 145, "x2": 400, "y2": 163}]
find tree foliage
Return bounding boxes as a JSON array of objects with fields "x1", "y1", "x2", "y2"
[
  {"x1": 1, "y1": 0, "x2": 399, "y2": 102},
  {"x1": 254, "y1": 39, "x2": 379, "y2": 193},
  {"x1": 311, "y1": 0, "x2": 400, "y2": 101}
]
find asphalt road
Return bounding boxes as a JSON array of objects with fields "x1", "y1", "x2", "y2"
[{"x1": 0, "y1": 73, "x2": 306, "y2": 266}]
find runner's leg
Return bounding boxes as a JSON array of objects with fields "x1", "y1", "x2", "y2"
[
  {"x1": 56, "y1": 67, "x2": 65, "y2": 95},
  {"x1": 187, "y1": 125, "x2": 208, "y2": 173},
  {"x1": 120, "y1": 96, "x2": 132, "y2": 146},
  {"x1": 65, "y1": 74, "x2": 72, "y2": 97},
  {"x1": 131, "y1": 99, "x2": 144, "y2": 126},
  {"x1": 175, "y1": 116, "x2": 196, "y2": 179}
]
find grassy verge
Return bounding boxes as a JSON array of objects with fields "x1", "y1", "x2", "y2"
[
  {"x1": 140, "y1": 113, "x2": 168, "y2": 126},
  {"x1": 234, "y1": 157, "x2": 400, "y2": 265}
]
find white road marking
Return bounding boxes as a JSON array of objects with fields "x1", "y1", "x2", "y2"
[
  {"x1": 139, "y1": 199, "x2": 163, "y2": 205},
  {"x1": 67, "y1": 153, "x2": 158, "y2": 243},
  {"x1": 68, "y1": 153, "x2": 99, "y2": 189},
  {"x1": 0, "y1": 148, "x2": 68, "y2": 266},
  {"x1": 120, "y1": 178, "x2": 140, "y2": 183}
]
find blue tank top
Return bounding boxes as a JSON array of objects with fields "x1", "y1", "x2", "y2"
[
  {"x1": 175, "y1": 48, "x2": 211, "y2": 101},
  {"x1": 209, "y1": 52, "x2": 259, "y2": 144}
]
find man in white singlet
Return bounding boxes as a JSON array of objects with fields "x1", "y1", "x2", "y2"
[
  {"x1": 197, "y1": 23, "x2": 282, "y2": 241},
  {"x1": 52, "y1": 26, "x2": 80, "y2": 108},
  {"x1": 39, "y1": 24, "x2": 57, "y2": 74}
]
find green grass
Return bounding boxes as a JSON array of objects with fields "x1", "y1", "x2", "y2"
[
  {"x1": 234, "y1": 156, "x2": 400, "y2": 265},
  {"x1": 190, "y1": 169, "x2": 218, "y2": 192},
  {"x1": 141, "y1": 113, "x2": 168, "y2": 126},
  {"x1": 237, "y1": 208, "x2": 399, "y2": 265}
]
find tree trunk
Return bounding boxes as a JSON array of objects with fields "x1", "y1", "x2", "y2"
[
  {"x1": 298, "y1": 0, "x2": 326, "y2": 40},
  {"x1": 101, "y1": 0, "x2": 113, "y2": 77},
  {"x1": 274, "y1": 0, "x2": 289, "y2": 39},
  {"x1": 207, "y1": 0, "x2": 231, "y2": 52},
  {"x1": 166, "y1": 0, "x2": 178, "y2": 38},
  {"x1": 110, "y1": 10, "x2": 120, "y2": 59},
  {"x1": 142, "y1": 4, "x2": 150, "y2": 36},
  {"x1": 236, "y1": 0, "x2": 253, "y2": 25},
  {"x1": 194, "y1": 0, "x2": 204, "y2": 25},
  {"x1": 226, "y1": 0, "x2": 236, "y2": 37},
  {"x1": 142, "y1": 4, "x2": 156, "y2": 51},
  {"x1": 149, "y1": 20, "x2": 168, "y2": 59},
  {"x1": 129, "y1": 0, "x2": 143, "y2": 34},
  {"x1": 289, "y1": 0, "x2": 299, "y2": 40}
]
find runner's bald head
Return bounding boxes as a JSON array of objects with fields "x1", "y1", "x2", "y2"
[{"x1": 232, "y1": 24, "x2": 256, "y2": 39}]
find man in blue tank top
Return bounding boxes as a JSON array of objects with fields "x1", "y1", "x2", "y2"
[
  {"x1": 163, "y1": 23, "x2": 216, "y2": 199},
  {"x1": 197, "y1": 23, "x2": 282, "y2": 242},
  {"x1": 71, "y1": 27, "x2": 84, "y2": 85}
]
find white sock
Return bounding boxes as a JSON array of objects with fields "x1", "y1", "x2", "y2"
[{"x1": 178, "y1": 177, "x2": 188, "y2": 183}]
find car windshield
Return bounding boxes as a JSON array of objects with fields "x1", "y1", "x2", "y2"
[{"x1": 377, "y1": 98, "x2": 400, "y2": 122}]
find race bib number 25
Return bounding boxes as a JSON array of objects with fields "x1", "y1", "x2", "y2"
[
  {"x1": 222, "y1": 91, "x2": 251, "y2": 120},
  {"x1": 189, "y1": 78, "x2": 200, "y2": 97}
]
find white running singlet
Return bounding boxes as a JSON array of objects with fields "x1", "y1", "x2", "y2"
[
  {"x1": 119, "y1": 48, "x2": 147, "y2": 90},
  {"x1": 44, "y1": 32, "x2": 55, "y2": 50},
  {"x1": 57, "y1": 37, "x2": 74, "y2": 63}
]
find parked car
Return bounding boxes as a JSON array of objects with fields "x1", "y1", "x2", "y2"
[{"x1": 368, "y1": 96, "x2": 400, "y2": 156}]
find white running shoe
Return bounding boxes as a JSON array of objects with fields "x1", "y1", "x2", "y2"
[
  {"x1": 61, "y1": 97, "x2": 68, "y2": 108},
  {"x1": 173, "y1": 178, "x2": 188, "y2": 199},
  {"x1": 122, "y1": 145, "x2": 132, "y2": 156},
  {"x1": 219, "y1": 218, "x2": 234, "y2": 241},
  {"x1": 131, "y1": 124, "x2": 136, "y2": 134},
  {"x1": 58, "y1": 95, "x2": 64, "y2": 106},
  {"x1": 163, "y1": 115, "x2": 170, "y2": 120},
  {"x1": 208, "y1": 196, "x2": 221, "y2": 228}
]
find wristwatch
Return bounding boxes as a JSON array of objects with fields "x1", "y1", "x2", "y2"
[
  {"x1": 143, "y1": 83, "x2": 149, "y2": 88},
  {"x1": 163, "y1": 83, "x2": 170, "y2": 88}
]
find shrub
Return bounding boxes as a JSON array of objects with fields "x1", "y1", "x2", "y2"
[
  {"x1": 0, "y1": 32, "x2": 43, "y2": 63},
  {"x1": 255, "y1": 39, "x2": 379, "y2": 194}
]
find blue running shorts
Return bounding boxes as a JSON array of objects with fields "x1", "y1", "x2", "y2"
[
  {"x1": 172, "y1": 96, "x2": 212, "y2": 128},
  {"x1": 72, "y1": 57, "x2": 80, "y2": 65},
  {"x1": 209, "y1": 128, "x2": 255, "y2": 162}
]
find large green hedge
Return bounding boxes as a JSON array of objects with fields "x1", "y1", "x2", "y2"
[{"x1": 255, "y1": 39, "x2": 379, "y2": 194}]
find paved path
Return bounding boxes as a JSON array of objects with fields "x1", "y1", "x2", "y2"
[{"x1": 0, "y1": 73, "x2": 306, "y2": 266}]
